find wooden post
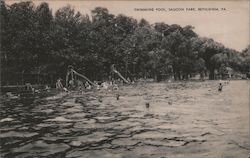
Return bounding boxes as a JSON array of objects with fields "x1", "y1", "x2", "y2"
[
  {"x1": 21, "y1": 71, "x2": 24, "y2": 85},
  {"x1": 66, "y1": 72, "x2": 69, "y2": 88},
  {"x1": 50, "y1": 75, "x2": 53, "y2": 87},
  {"x1": 71, "y1": 69, "x2": 74, "y2": 81},
  {"x1": 37, "y1": 72, "x2": 40, "y2": 85}
]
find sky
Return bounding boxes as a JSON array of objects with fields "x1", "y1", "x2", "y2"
[{"x1": 6, "y1": 0, "x2": 250, "y2": 51}]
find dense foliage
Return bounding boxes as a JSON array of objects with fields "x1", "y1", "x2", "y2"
[{"x1": 1, "y1": 1, "x2": 249, "y2": 85}]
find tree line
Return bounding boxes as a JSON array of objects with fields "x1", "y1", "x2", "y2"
[{"x1": 1, "y1": 1, "x2": 249, "y2": 85}]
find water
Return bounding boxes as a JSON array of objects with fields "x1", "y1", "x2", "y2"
[{"x1": 0, "y1": 81, "x2": 249, "y2": 158}]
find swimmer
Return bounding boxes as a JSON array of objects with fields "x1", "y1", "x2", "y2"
[{"x1": 218, "y1": 83, "x2": 223, "y2": 92}]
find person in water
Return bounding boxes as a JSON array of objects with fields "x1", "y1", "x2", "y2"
[
  {"x1": 56, "y1": 78, "x2": 63, "y2": 90},
  {"x1": 218, "y1": 83, "x2": 223, "y2": 92}
]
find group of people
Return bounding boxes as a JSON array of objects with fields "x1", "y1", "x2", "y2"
[
  {"x1": 56, "y1": 76, "x2": 229, "y2": 93},
  {"x1": 25, "y1": 83, "x2": 51, "y2": 93},
  {"x1": 55, "y1": 78, "x2": 121, "y2": 92},
  {"x1": 98, "y1": 81, "x2": 119, "y2": 90}
]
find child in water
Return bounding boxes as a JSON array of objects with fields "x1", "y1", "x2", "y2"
[{"x1": 218, "y1": 83, "x2": 223, "y2": 92}]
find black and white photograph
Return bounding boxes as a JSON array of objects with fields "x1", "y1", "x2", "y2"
[{"x1": 0, "y1": 0, "x2": 250, "y2": 157}]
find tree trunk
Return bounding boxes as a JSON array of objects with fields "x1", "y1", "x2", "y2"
[
  {"x1": 174, "y1": 71, "x2": 180, "y2": 80},
  {"x1": 200, "y1": 71, "x2": 204, "y2": 80},
  {"x1": 154, "y1": 72, "x2": 157, "y2": 81},
  {"x1": 209, "y1": 69, "x2": 215, "y2": 80}
]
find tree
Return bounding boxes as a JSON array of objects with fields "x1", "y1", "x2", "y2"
[
  {"x1": 160, "y1": 24, "x2": 197, "y2": 80},
  {"x1": 1, "y1": 2, "x2": 248, "y2": 85},
  {"x1": 241, "y1": 45, "x2": 250, "y2": 74},
  {"x1": 7, "y1": 1, "x2": 38, "y2": 72},
  {"x1": 33, "y1": 2, "x2": 53, "y2": 71},
  {"x1": 191, "y1": 37, "x2": 225, "y2": 79},
  {"x1": 49, "y1": 5, "x2": 83, "y2": 74}
]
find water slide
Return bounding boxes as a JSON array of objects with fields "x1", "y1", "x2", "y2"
[
  {"x1": 66, "y1": 65, "x2": 129, "y2": 87},
  {"x1": 66, "y1": 68, "x2": 96, "y2": 87},
  {"x1": 111, "y1": 64, "x2": 129, "y2": 84},
  {"x1": 72, "y1": 70, "x2": 96, "y2": 86}
]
